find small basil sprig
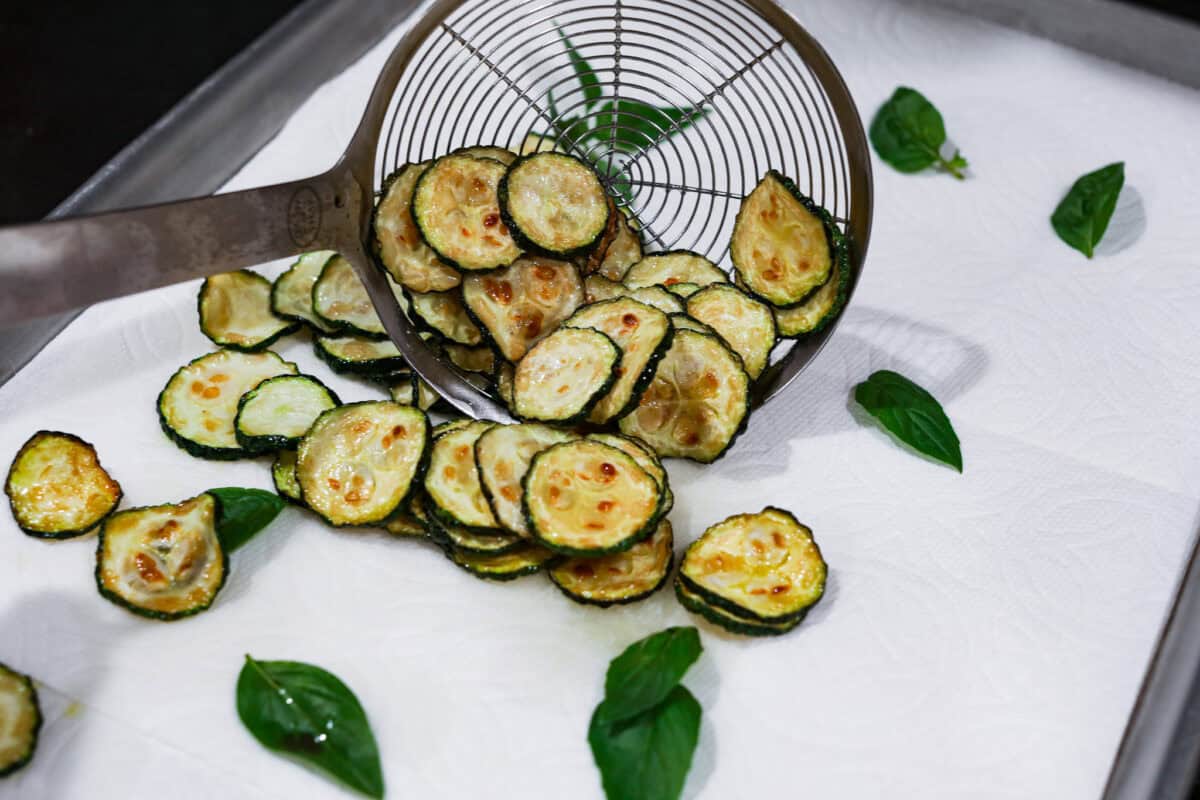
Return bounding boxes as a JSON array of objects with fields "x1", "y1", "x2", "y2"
[
  {"x1": 870, "y1": 87, "x2": 967, "y2": 180},
  {"x1": 237, "y1": 655, "x2": 385, "y2": 798},
  {"x1": 208, "y1": 487, "x2": 286, "y2": 553},
  {"x1": 589, "y1": 627, "x2": 704, "y2": 800},
  {"x1": 854, "y1": 370, "x2": 962, "y2": 472},
  {"x1": 1051, "y1": 162, "x2": 1125, "y2": 258}
]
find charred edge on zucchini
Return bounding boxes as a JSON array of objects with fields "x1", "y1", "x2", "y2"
[
  {"x1": 622, "y1": 250, "x2": 729, "y2": 290},
  {"x1": 158, "y1": 349, "x2": 298, "y2": 460},
  {"x1": 234, "y1": 374, "x2": 341, "y2": 454},
  {"x1": 406, "y1": 289, "x2": 484, "y2": 346},
  {"x1": 595, "y1": 208, "x2": 644, "y2": 282},
  {"x1": 296, "y1": 402, "x2": 431, "y2": 527},
  {"x1": 412, "y1": 154, "x2": 521, "y2": 272},
  {"x1": 271, "y1": 251, "x2": 339, "y2": 332},
  {"x1": 442, "y1": 541, "x2": 558, "y2": 581},
  {"x1": 512, "y1": 327, "x2": 620, "y2": 423},
  {"x1": 686, "y1": 283, "x2": 777, "y2": 379},
  {"x1": 95, "y1": 493, "x2": 228, "y2": 621},
  {"x1": 498, "y1": 152, "x2": 610, "y2": 257},
  {"x1": 679, "y1": 506, "x2": 826, "y2": 625},
  {"x1": 475, "y1": 423, "x2": 578, "y2": 537},
  {"x1": 549, "y1": 519, "x2": 674, "y2": 606},
  {"x1": 523, "y1": 439, "x2": 663, "y2": 556},
  {"x1": 372, "y1": 163, "x2": 462, "y2": 293},
  {"x1": 461, "y1": 256, "x2": 585, "y2": 362},
  {"x1": 0, "y1": 662, "x2": 42, "y2": 777},
  {"x1": 272, "y1": 450, "x2": 304, "y2": 506},
  {"x1": 772, "y1": 229, "x2": 851, "y2": 338},
  {"x1": 674, "y1": 579, "x2": 798, "y2": 637},
  {"x1": 5, "y1": 431, "x2": 122, "y2": 539},
  {"x1": 199, "y1": 269, "x2": 300, "y2": 352},
  {"x1": 424, "y1": 420, "x2": 505, "y2": 533}
]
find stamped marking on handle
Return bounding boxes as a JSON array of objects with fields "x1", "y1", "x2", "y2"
[{"x1": 287, "y1": 186, "x2": 322, "y2": 247}]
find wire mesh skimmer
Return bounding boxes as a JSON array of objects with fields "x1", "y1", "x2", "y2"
[{"x1": 0, "y1": 0, "x2": 872, "y2": 422}]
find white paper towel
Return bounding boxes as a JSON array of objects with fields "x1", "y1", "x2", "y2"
[{"x1": 4, "y1": 0, "x2": 1200, "y2": 797}]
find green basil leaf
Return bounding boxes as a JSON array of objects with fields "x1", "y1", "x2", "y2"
[
  {"x1": 208, "y1": 487, "x2": 286, "y2": 553},
  {"x1": 603, "y1": 627, "x2": 702, "y2": 723},
  {"x1": 590, "y1": 685, "x2": 702, "y2": 800},
  {"x1": 556, "y1": 25, "x2": 602, "y2": 110},
  {"x1": 237, "y1": 655, "x2": 384, "y2": 798},
  {"x1": 592, "y1": 100, "x2": 708, "y2": 152},
  {"x1": 854, "y1": 370, "x2": 962, "y2": 472},
  {"x1": 869, "y1": 86, "x2": 967, "y2": 179},
  {"x1": 1050, "y1": 162, "x2": 1125, "y2": 258}
]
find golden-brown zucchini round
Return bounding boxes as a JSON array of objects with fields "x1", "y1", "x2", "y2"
[
  {"x1": 475, "y1": 423, "x2": 578, "y2": 537},
  {"x1": 373, "y1": 162, "x2": 463, "y2": 292},
  {"x1": 412, "y1": 154, "x2": 521, "y2": 271},
  {"x1": 674, "y1": 579, "x2": 798, "y2": 637},
  {"x1": 685, "y1": 283, "x2": 777, "y2": 379},
  {"x1": 512, "y1": 327, "x2": 620, "y2": 423},
  {"x1": 5, "y1": 431, "x2": 122, "y2": 539},
  {"x1": 549, "y1": 518, "x2": 674, "y2": 606},
  {"x1": 271, "y1": 251, "x2": 338, "y2": 333},
  {"x1": 622, "y1": 251, "x2": 728, "y2": 290},
  {"x1": 199, "y1": 269, "x2": 299, "y2": 351},
  {"x1": 423, "y1": 420, "x2": 503, "y2": 532},
  {"x1": 407, "y1": 289, "x2": 483, "y2": 346},
  {"x1": 461, "y1": 256, "x2": 585, "y2": 361},
  {"x1": 770, "y1": 233, "x2": 850, "y2": 337},
  {"x1": 499, "y1": 153, "x2": 610, "y2": 257},
  {"x1": 0, "y1": 662, "x2": 41, "y2": 776}
]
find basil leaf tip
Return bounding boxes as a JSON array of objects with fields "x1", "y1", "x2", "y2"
[
  {"x1": 870, "y1": 86, "x2": 967, "y2": 180},
  {"x1": 1051, "y1": 162, "x2": 1125, "y2": 259},
  {"x1": 237, "y1": 655, "x2": 385, "y2": 798},
  {"x1": 603, "y1": 626, "x2": 702, "y2": 723},
  {"x1": 854, "y1": 370, "x2": 962, "y2": 472},
  {"x1": 208, "y1": 487, "x2": 287, "y2": 553}
]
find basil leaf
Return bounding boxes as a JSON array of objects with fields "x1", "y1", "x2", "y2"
[
  {"x1": 237, "y1": 655, "x2": 384, "y2": 799},
  {"x1": 854, "y1": 370, "x2": 962, "y2": 472},
  {"x1": 556, "y1": 26, "x2": 602, "y2": 110},
  {"x1": 1050, "y1": 162, "x2": 1125, "y2": 258},
  {"x1": 589, "y1": 686, "x2": 702, "y2": 800},
  {"x1": 603, "y1": 627, "x2": 702, "y2": 723},
  {"x1": 592, "y1": 100, "x2": 708, "y2": 152},
  {"x1": 869, "y1": 87, "x2": 967, "y2": 179},
  {"x1": 208, "y1": 487, "x2": 286, "y2": 553}
]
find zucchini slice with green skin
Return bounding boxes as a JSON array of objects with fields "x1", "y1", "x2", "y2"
[
  {"x1": 678, "y1": 507, "x2": 826, "y2": 625},
  {"x1": 424, "y1": 420, "x2": 504, "y2": 532},
  {"x1": 314, "y1": 335, "x2": 407, "y2": 376},
  {"x1": 686, "y1": 284, "x2": 777, "y2": 379},
  {"x1": 158, "y1": 349, "x2": 298, "y2": 460},
  {"x1": 426, "y1": 506, "x2": 527, "y2": 556},
  {"x1": 582, "y1": 275, "x2": 683, "y2": 314},
  {"x1": 475, "y1": 424, "x2": 578, "y2": 537},
  {"x1": 5, "y1": 431, "x2": 122, "y2": 539},
  {"x1": 0, "y1": 663, "x2": 41, "y2": 777},
  {"x1": 499, "y1": 153, "x2": 610, "y2": 257},
  {"x1": 443, "y1": 541, "x2": 558, "y2": 581},
  {"x1": 564, "y1": 297, "x2": 673, "y2": 424},
  {"x1": 771, "y1": 233, "x2": 850, "y2": 337},
  {"x1": 668, "y1": 313, "x2": 720, "y2": 337},
  {"x1": 373, "y1": 162, "x2": 463, "y2": 293},
  {"x1": 674, "y1": 579, "x2": 797, "y2": 637},
  {"x1": 596, "y1": 210, "x2": 643, "y2": 282},
  {"x1": 234, "y1": 374, "x2": 341, "y2": 454},
  {"x1": 296, "y1": 402, "x2": 430, "y2": 527},
  {"x1": 451, "y1": 145, "x2": 518, "y2": 165},
  {"x1": 732, "y1": 170, "x2": 835, "y2": 307},
  {"x1": 386, "y1": 371, "x2": 441, "y2": 411},
  {"x1": 270, "y1": 251, "x2": 338, "y2": 333},
  {"x1": 618, "y1": 329, "x2": 749, "y2": 463},
  {"x1": 272, "y1": 450, "x2": 304, "y2": 506},
  {"x1": 495, "y1": 361, "x2": 515, "y2": 408},
  {"x1": 199, "y1": 270, "x2": 300, "y2": 351},
  {"x1": 95, "y1": 493, "x2": 227, "y2": 621},
  {"x1": 623, "y1": 251, "x2": 728, "y2": 290},
  {"x1": 523, "y1": 439, "x2": 662, "y2": 556},
  {"x1": 407, "y1": 289, "x2": 484, "y2": 346},
  {"x1": 665, "y1": 282, "x2": 702, "y2": 299},
  {"x1": 462, "y1": 256, "x2": 585, "y2": 361},
  {"x1": 512, "y1": 327, "x2": 619, "y2": 423},
  {"x1": 312, "y1": 254, "x2": 407, "y2": 339},
  {"x1": 433, "y1": 419, "x2": 475, "y2": 439},
  {"x1": 585, "y1": 432, "x2": 673, "y2": 515},
  {"x1": 384, "y1": 511, "x2": 427, "y2": 538},
  {"x1": 413, "y1": 154, "x2": 521, "y2": 272},
  {"x1": 520, "y1": 133, "x2": 561, "y2": 155},
  {"x1": 443, "y1": 342, "x2": 495, "y2": 375},
  {"x1": 549, "y1": 518, "x2": 674, "y2": 607}
]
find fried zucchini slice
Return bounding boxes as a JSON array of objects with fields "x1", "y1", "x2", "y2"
[
  {"x1": 386, "y1": 371, "x2": 440, "y2": 411},
  {"x1": 679, "y1": 507, "x2": 826, "y2": 625},
  {"x1": 499, "y1": 153, "x2": 610, "y2": 256},
  {"x1": 413, "y1": 154, "x2": 521, "y2": 271},
  {"x1": 314, "y1": 335, "x2": 407, "y2": 376},
  {"x1": 424, "y1": 420, "x2": 503, "y2": 532},
  {"x1": 577, "y1": 197, "x2": 620, "y2": 275},
  {"x1": 296, "y1": 402, "x2": 430, "y2": 527},
  {"x1": 596, "y1": 211, "x2": 643, "y2": 281},
  {"x1": 443, "y1": 542, "x2": 557, "y2": 581},
  {"x1": 618, "y1": 329, "x2": 749, "y2": 463},
  {"x1": 452, "y1": 145, "x2": 518, "y2": 165},
  {"x1": 373, "y1": 162, "x2": 462, "y2": 292},
  {"x1": 5, "y1": 431, "x2": 122, "y2": 539},
  {"x1": 198, "y1": 269, "x2": 299, "y2": 351},
  {"x1": 95, "y1": 493, "x2": 227, "y2": 621},
  {"x1": 384, "y1": 511, "x2": 427, "y2": 538},
  {"x1": 426, "y1": 508, "x2": 526, "y2": 556},
  {"x1": 732, "y1": 170, "x2": 835, "y2": 306},
  {"x1": 586, "y1": 432, "x2": 672, "y2": 514},
  {"x1": 512, "y1": 327, "x2": 619, "y2": 423},
  {"x1": 666, "y1": 282, "x2": 702, "y2": 298},
  {"x1": 771, "y1": 234, "x2": 850, "y2": 337},
  {"x1": 582, "y1": 275, "x2": 683, "y2": 314},
  {"x1": 433, "y1": 419, "x2": 475, "y2": 438},
  {"x1": 549, "y1": 518, "x2": 673, "y2": 606},
  {"x1": 407, "y1": 289, "x2": 483, "y2": 345},
  {"x1": 158, "y1": 349, "x2": 298, "y2": 460},
  {"x1": 462, "y1": 256, "x2": 585, "y2": 361},
  {"x1": 583, "y1": 274, "x2": 625, "y2": 305},
  {"x1": 668, "y1": 313, "x2": 719, "y2": 336},
  {"x1": 674, "y1": 579, "x2": 797, "y2": 637},
  {"x1": 623, "y1": 251, "x2": 728, "y2": 290},
  {"x1": 0, "y1": 662, "x2": 40, "y2": 777},
  {"x1": 312, "y1": 254, "x2": 407, "y2": 339},
  {"x1": 270, "y1": 251, "x2": 338, "y2": 333},
  {"x1": 520, "y1": 133, "x2": 561, "y2": 155},
  {"x1": 495, "y1": 361, "x2": 515, "y2": 407},
  {"x1": 442, "y1": 343, "x2": 495, "y2": 375},
  {"x1": 475, "y1": 424, "x2": 578, "y2": 537},
  {"x1": 686, "y1": 284, "x2": 777, "y2": 379},
  {"x1": 234, "y1": 374, "x2": 341, "y2": 454},
  {"x1": 564, "y1": 298, "x2": 673, "y2": 424},
  {"x1": 523, "y1": 440, "x2": 662, "y2": 555},
  {"x1": 271, "y1": 450, "x2": 303, "y2": 505}
]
